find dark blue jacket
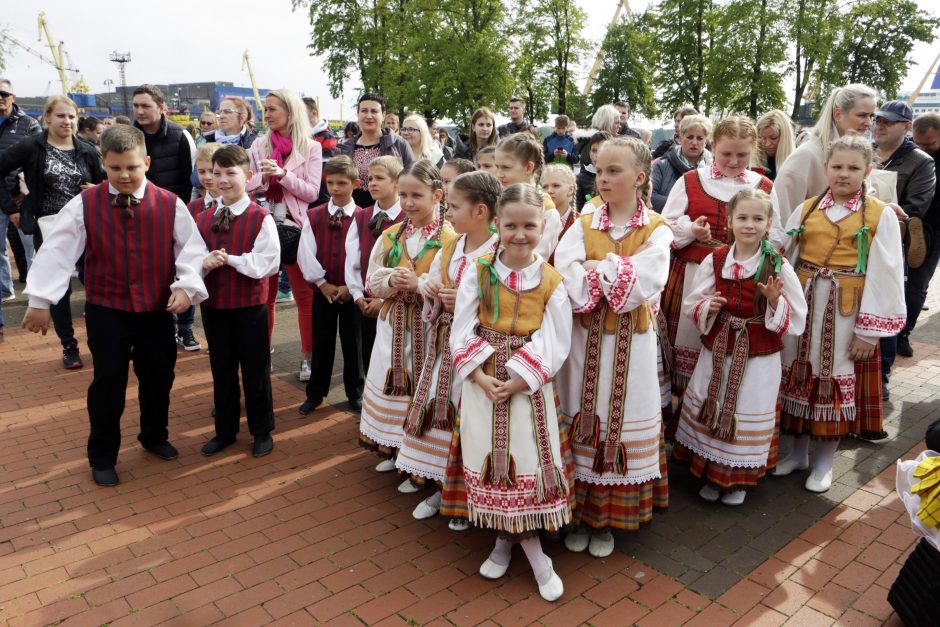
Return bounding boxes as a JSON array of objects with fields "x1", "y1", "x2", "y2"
[{"x1": 543, "y1": 133, "x2": 578, "y2": 167}]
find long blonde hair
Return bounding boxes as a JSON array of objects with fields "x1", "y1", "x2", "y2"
[
  {"x1": 806, "y1": 84, "x2": 877, "y2": 150},
  {"x1": 262, "y1": 89, "x2": 310, "y2": 159},
  {"x1": 403, "y1": 114, "x2": 435, "y2": 161},
  {"x1": 756, "y1": 110, "x2": 795, "y2": 169}
]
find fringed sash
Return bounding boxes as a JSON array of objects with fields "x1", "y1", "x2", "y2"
[
  {"x1": 383, "y1": 291, "x2": 424, "y2": 396},
  {"x1": 403, "y1": 312, "x2": 456, "y2": 436},
  {"x1": 476, "y1": 326, "x2": 567, "y2": 503}
]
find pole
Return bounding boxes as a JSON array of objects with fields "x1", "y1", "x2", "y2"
[
  {"x1": 582, "y1": 0, "x2": 628, "y2": 96},
  {"x1": 242, "y1": 50, "x2": 264, "y2": 127},
  {"x1": 906, "y1": 49, "x2": 940, "y2": 108}
]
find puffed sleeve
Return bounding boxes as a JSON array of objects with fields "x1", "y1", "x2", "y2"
[
  {"x1": 855, "y1": 206, "x2": 907, "y2": 341},
  {"x1": 536, "y1": 209, "x2": 562, "y2": 260},
  {"x1": 226, "y1": 214, "x2": 280, "y2": 279},
  {"x1": 366, "y1": 236, "x2": 398, "y2": 298},
  {"x1": 765, "y1": 259, "x2": 807, "y2": 337},
  {"x1": 171, "y1": 200, "x2": 210, "y2": 305},
  {"x1": 597, "y1": 223, "x2": 673, "y2": 314},
  {"x1": 553, "y1": 217, "x2": 602, "y2": 314},
  {"x1": 661, "y1": 176, "x2": 694, "y2": 248},
  {"x1": 451, "y1": 263, "x2": 493, "y2": 380},
  {"x1": 682, "y1": 253, "x2": 718, "y2": 335},
  {"x1": 419, "y1": 247, "x2": 445, "y2": 322},
  {"x1": 23, "y1": 195, "x2": 87, "y2": 308},
  {"x1": 297, "y1": 219, "x2": 327, "y2": 286},
  {"x1": 506, "y1": 279, "x2": 573, "y2": 393},
  {"x1": 780, "y1": 203, "x2": 806, "y2": 263},
  {"x1": 344, "y1": 219, "x2": 365, "y2": 301}
]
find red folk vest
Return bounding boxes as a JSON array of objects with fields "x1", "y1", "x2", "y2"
[
  {"x1": 701, "y1": 246, "x2": 783, "y2": 357},
  {"x1": 354, "y1": 205, "x2": 405, "y2": 284},
  {"x1": 83, "y1": 183, "x2": 178, "y2": 313},
  {"x1": 307, "y1": 203, "x2": 359, "y2": 286},
  {"x1": 197, "y1": 202, "x2": 270, "y2": 309},
  {"x1": 675, "y1": 170, "x2": 773, "y2": 264},
  {"x1": 187, "y1": 196, "x2": 215, "y2": 219}
]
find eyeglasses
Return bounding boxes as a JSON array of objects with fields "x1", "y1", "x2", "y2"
[
  {"x1": 0, "y1": 91, "x2": 13, "y2": 99},
  {"x1": 216, "y1": 108, "x2": 238, "y2": 116},
  {"x1": 400, "y1": 127, "x2": 419, "y2": 133},
  {"x1": 200, "y1": 121, "x2": 215, "y2": 126}
]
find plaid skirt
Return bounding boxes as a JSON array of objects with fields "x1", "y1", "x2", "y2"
[
  {"x1": 571, "y1": 428, "x2": 668, "y2": 531},
  {"x1": 780, "y1": 349, "x2": 885, "y2": 441}
]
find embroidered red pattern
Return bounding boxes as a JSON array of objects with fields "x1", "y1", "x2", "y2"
[
  {"x1": 855, "y1": 313, "x2": 906, "y2": 335},
  {"x1": 605, "y1": 257, "x2": 636, "y2": 312}
]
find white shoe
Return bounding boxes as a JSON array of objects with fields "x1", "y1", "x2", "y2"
[
  {"x1": 413, "y1": 497, "x2": 440, "y2": 520},
  {"x1": 298, "y1": 359, "x2": 311, "y2": 382},
  {"x1": 479, "y1": 555, "x2": 510, "y2": 579},
  {"x1": 699, "y1": 485, "x2": 721, "y2": 502},
  {"x1": 588, "y1": 530, "x2": 615, "y2": 558},
  {"x1": 375, "y1": 459, "x2": 396, "y2": 472},
  {"x1": 448, "y1": 518, "x2": 470, "y2": 532},
  {"x1": 536, "y1": 558, "x2": 564, "y2": 602},
  {"x1": 772, "y1": 457, "x2": 810, "y2": 477},
  {"x1": 564, "y1": 528, "x2": 590, "y2": 553},
  {"x1": 721, "y1": 490, "x2": 746, "y2": 506},
  {"x1": 805, "y1": 469, "x2": 833, "y2": 493},
  {"x1": 398, "y1": 478, "x2": 420, "y2": 494}
]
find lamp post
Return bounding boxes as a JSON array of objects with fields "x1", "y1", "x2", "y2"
[{"x1": 103, "y1": 79, "x2": 114, "y2": 112}]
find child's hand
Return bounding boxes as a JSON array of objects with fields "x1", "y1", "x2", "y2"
[
  {"x1": 203, "y1": 250, "x2": 226, "y2": 272},
  {"x1": 439, "y1": 287, "x2": 457, "y2": 313},
  {"x1": 215, "y1": 248, "x2": 229, "y2": 264},
  {"x1": 492, "y1": 377, "x2": 528, "y2": 403},
  {"x1": 850, "y1": 336, "x2": 876, "y2": 361},
  {"x1": 757, "y1": 276, "x2": 784, "y2": 308},
  {"x1": 390, "y1": 268, "x2": 419, "y2": 292},
  {"x1": 582, "y1": 260, "x2": 600, "y2": 272},
  {"x1": 319, "y1": 282, "x2": 339, "y2": 303},
  {"x1": 472, "y1": 367, "x2": 503, "y2": 404},
  {"x1": 166, "y1": 289, "x2": 192, "y2": 314},
  {"x1": 364, "y1": 297, "x2": 383, "y2": 317},
  {"x1": 708, "y1": 292, "x2": 727, "y2": 315},
  {"x1": 424, "y1": 278, "x2": 442, "y2": 299},
  {"x1": 691, "y1": 216, "x2": 711, "y2": 241},
  {"x1": 21, "y1": 307, "x2": 51, "y2": 335},
  {"x1": 335, "y1": 286, "x2": 351, "y2": 303},
  {"x1": 889, "y1": 203, "x2": 908, "y2": 221}
]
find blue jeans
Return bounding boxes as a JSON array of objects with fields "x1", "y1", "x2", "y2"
[
  {"x1": 903, "y1": 240, "x2": 940, "y2": 336},
  {"x1": 278, "y1": 266, "x2": 291, "y2": 293},
  {"x1": 175, "y1": 306, "x2": 195, "y2": 332},
  {"x1": 0, "y1": 212, "x2": 14, "y2": 298}
]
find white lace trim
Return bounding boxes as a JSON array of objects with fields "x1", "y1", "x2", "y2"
[{"x1": 675, "y1": 432, "x2": 768, "y2": 469}]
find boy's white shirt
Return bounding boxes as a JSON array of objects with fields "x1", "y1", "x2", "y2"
[
  {"x1": 343, "y1": 198, "x2": 403, "y2": 301},
  {"x1": 298, "y1": 197, "x2": 357, "y2": 286},
  {"x1": 208, "y1": 193, "x2": 280, "y2": 280}
]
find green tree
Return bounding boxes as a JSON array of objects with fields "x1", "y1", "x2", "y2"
[
  {"x1": 650, "y1": 0, "x2": 715, "y2": 114},
  {"x1": 589, "y1": 13, "x2": 658, "y2": 118},
  {"x1": 785, "y1": 0, "x2": 841, "y2": 119},
  {"x1": 817, "y1": 0, "x2": 939, "y2": 100}
]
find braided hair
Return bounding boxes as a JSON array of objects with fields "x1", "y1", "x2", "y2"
[
  {"x1": 599, "y1": 137, "x2": 653, "y2": 209},
  {"x1": 496, "y1": 132, "x2": 545, "y2": 183},
  {"x1": 383, "y1": 159, "x2": 446, "y2": 267}
]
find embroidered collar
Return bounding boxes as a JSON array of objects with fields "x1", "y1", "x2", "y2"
[
  {"x1": 493, "y1": 252, "x2": 544, "y2": 281},
  {"x1": 709, "y1": 162, "x2": 749, "y2": 183},
  {"x1": 818, "y1": 188, "x2": 863, "y2": 213},
  {"x1": 404, "y1": 211, "x2": 441, "y2": 239},
  {"x1": 595, "y1": 200, "x2": 649, "y2": 231}
]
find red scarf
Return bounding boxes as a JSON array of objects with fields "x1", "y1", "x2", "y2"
[{"x1": 265, "y1": 131, "x2": 293, "y2": 203}]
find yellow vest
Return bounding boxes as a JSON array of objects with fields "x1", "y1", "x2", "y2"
[
  {"x1": 477, "y1": 254, "x2": 563, "y2": 338},
  {"x1": 438, "y1": 235, "x2": 462, "y2": 289},
  {"x1": 380, "y1": 221, "x2": 458, "y2": 276},
  {"x1": 579, "y1": 211, "x2": 668, "y2": 333}
]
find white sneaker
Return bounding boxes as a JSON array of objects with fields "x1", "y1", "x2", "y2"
[
  {"x1": 805, "y1": 469, "x2": 833, "y2": 493},
  {"x1": 536, "y1": 558, "x2": 564, "y2": 602},
  {"x1": 588, "y1": 530, "x2": 615, "y2": 558},
  {"x1": 564, "y1": 528, "x2": 591, "y2": 553},
  {"x1": 448, "y1": 518, "x2": 470, "y2": 532},
  {"x1": 772, "y1": 457, "x2": 810, "y2": 477},
  {"x1": 298, "y1": 359, "x2": 311, "y2": 382},
  {"x1": 375, "y1": 459, "x2": 396, "y2": 472},
  {"x1": 413, "y1": 497, "x2": 440, "y2": 520},
  {"x1": 721, "y1": 490, "x2": 747, "y2": 506},
  {"x1": 699, "y1": 485, "x2": 721, "y2": 502},
  {"x1": 398, "y1": 478, "x2": 420, "y2": 494}
]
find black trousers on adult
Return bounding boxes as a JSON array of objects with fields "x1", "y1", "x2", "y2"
[
  {"x1": 359, "y1": 310, "x2": 378, "y2": 375},
  {"x1": 203, "y1": 304, "x2": 273, "y2": 440},
  {"x1": 306, "y1": 292, "x2": 363, "y2": 402},
  {"x1": 85, "y1": 303, "x2": 177, "y2": 469},
  {"x1": 34, "y1": 229, "x2": 76, "y2": 348}
]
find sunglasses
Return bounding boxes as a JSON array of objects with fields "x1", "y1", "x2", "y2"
[
  {"x1": 0, "y1": 91, "x2": 13, "y2": 99},
  {"x1": 200, "y1": 121, "x2": 215, "y2": 126},
  {"x1": 400, "y1": 127, "x2": 419, "y2": 133}
]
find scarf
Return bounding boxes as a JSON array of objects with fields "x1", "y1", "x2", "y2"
[
  {"x1": 265, "y1": 131, "x2": 293, "y2": 203},
  {"x1": 214, "y1": 128, "x2": 244, "y2": 146}
]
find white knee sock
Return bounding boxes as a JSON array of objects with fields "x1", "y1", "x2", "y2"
[
  {"x1": 425, "y1": 491, "x2": 442, "y2": 508},
  {"x1": 487, "y1": 537, "x2": 512, "y2": 566},
  {"x1": 812, "y1": 439, "x2": 840, "y2": 474},
  {"x1": 789, "y1": 434, "x2": 811, "y2": 465},
  {"x1": 520, "y1": 537, "x2": 552, "y2": 584}
]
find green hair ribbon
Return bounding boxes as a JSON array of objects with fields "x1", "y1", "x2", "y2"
[
  {"x1": 854, "y1": 226, "x2": 871, "y2": 274},
  {"x1": 386, "y1": 231, "x2": 403, "y2": 267},
  {"x1": 416, "y1": 239, "x2": 442, "y2": 260},
  {"x1": 488, "y1": 224, "x2": 497, "y2": 234},
  {"x1": 785, "y1": 224, "x2": 804, "y2": 239},
  {"x1": 476, "y1": 257, "x2": 500, "y2": 323},
  {"x1": 753, "y1": 240, "x2": 782, "y2": 283}
]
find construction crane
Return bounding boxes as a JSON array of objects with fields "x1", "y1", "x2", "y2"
[
  {"x1": 242, "y1": 50, "x2": 265, "y2": 125},
  {"x1": 906, "y1": 49, "x2": 940, "y2": 107},
  {"x1": 37, "y1": 11, "x2": 74, "y2": 95},
  {"x1": 582, "y1": 0, "x2": 633, "y2": 96}
]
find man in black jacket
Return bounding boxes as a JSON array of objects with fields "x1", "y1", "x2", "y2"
[
  {"x1": 497, "y1": 97, "x2": 527, "y2": 138},
  {"x1": 132, "y1": 84, "x2": 200, "y2": 349},
  {"x1": 0, "y1": 78, "x2": 41, "y2": 314}
]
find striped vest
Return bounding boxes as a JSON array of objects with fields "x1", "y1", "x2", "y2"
[
  {"x1": 82, "y1": 182, "x2": 178, "y2": 313},
  {"x1": 355, "y1": 205, "x2": 404, "y2": 284},
  {"x1": 308, "y1": 203, "x2": 359, "y2": 286},
  {"x1": 187, "y1": 196, "x2": 216, "y2": 219},
  {"x1": 197, "y1": 202, "x2": 270, "y2": 309}
]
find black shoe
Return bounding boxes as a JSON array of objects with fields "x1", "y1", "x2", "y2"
[
  {"x1": 298, "y1": 398, "x2": 322, "y2": 415},
  {"x1": 176, "y1": 330, "x2": 202, "y2": 351},
  {"x1": 62, "y1": 342, "x2": 83, "y2": 370},
  {"x1": 348, "y1": 397, "x2": 362, "y2": 412},
  {"x1": 201, "y1": 436, "x2": 236, "y2": 457},
  {"x1": 252, "y1": 435, "x2": 274, "y2": 457},
  {"x1": 142, "y1": 441, "x2": 179, "y2": 460},
  {"x1": 897, "y1": 334, "x2": 913, "y2": 358},
  {"x1": 882, "y1": 378, "x2": 890, "y2": 402},
  {"x1": 92, "y1": 467, "x2": 119, "y2": 486}
]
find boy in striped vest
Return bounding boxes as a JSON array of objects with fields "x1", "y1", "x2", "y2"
[
  {"x1": 297, "y1": 155, "x2": 364, "y2": 414},
  {"x1": 198, "y1": 146, "x2": 280, "y2": 458},
  {"x1": 22, "y1": 125, "x2": 209, "y2": 487}
]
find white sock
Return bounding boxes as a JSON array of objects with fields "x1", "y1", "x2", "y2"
[
  {"x1": 520, "y1": 537, "x2": 552, "y2": 585},
  {"x1": 812, "y1": 439, "x2": 840, "y2": 474},
  {"x1": 789, "y1": 434, "x2": 811, "y2": 465},
  {"x1": 425, "y1": 491, "x2": 442, "y2": 508},
  {"x1": 487, "y1": 538, "x2": 512, "y2": 567}
]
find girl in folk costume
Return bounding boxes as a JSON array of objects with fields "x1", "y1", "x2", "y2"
[
  {"x1": 450, "y1": 183, "x2": 573, "y2": 602},
  {"x1": 540, "y1": 164, "x2": 579, "y2": 265},
  {"x1": 359, "y1": 160, "x2": 458, "y2": 475},
  {"x1": 495, "y1": 133, "x2": 563, "y2": 260},
  {"x1": 661, "y1": 117, "x2": 780, "y2": 408},
  {"x1": 673, "y1": 189, "x2": 807, "y2": 506},
  {"x1": 400, "y1": 172, "x2": 500, "y2": 522},
  {"x1": 554, "y1": 137, "x2": 673, "y2": 557},
  {"x1": 774, "y1": 135, "x2": 906, "y2": 493}
]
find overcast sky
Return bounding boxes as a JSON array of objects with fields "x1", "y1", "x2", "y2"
[{"x1": 3, "y1": 0, "x2": 938, "y2": 125}]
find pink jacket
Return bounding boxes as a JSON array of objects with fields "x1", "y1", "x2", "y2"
[{"x1": 247, "y1": 135, "x2": 322, "y2": 226}]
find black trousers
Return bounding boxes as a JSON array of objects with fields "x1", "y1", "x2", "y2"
[
  {"x1": 358, "y1": 309, "x2": 378, "y2": 375},
  {"x1": 85, "y1": 303, "x2": 177, "y2": 469},
  {"x1": 306, "y1": 292, "x2": 363, "y2": 401},
  {"x1": 203, "y1": 304, "x2": 273, "y2": 440},
  {"x1": 34, "y1": 229, "x2": 76, "y2": 348}
]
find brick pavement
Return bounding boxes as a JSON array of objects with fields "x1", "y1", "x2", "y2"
[{"x1": 0, "y1": 278, "x2": 935, "y2": 626}]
